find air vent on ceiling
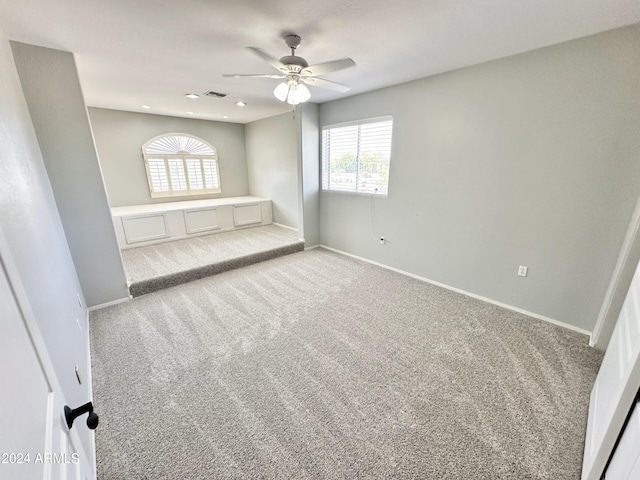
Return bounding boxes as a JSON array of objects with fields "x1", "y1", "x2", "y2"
[{"x1": 204, "y1": 91, "x2": 228, "y2": 98}]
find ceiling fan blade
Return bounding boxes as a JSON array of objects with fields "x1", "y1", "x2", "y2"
[
  {"x1": 301, "y1": 58, "x2": 355, "y2": 76},
  {"x1": 222, "y1": 73, "x2": 285, "y2": 79},
  {"x1": 301, "y1": 77, "x2": 351, "y2": 93},
  {"x1": 246, "y1": 47, "x2": 288, "y2": 73}
]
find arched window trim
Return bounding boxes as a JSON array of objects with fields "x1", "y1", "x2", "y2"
[
  {"x1": 142, "y1": 133, "x2": 217, "y2": 156},
  {"x1": 141, "y1": 133, "x2": 221, "y2": 199}
]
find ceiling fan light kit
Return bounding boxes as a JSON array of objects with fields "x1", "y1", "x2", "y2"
[
  {"x1": 223, "y1": 34, "x2": 355, "y2": 105},
  {"x1": 274, "y1": 79, "x2": 311, "y2": 105}
]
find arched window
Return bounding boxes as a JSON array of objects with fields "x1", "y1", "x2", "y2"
[{"x1": 141, "y1": 133, "x2": 221, "y2": 198}]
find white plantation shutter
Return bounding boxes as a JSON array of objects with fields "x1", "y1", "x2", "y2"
[
  {"x1": 142, "y1": 134, "x2": 221, "y2": 198},
  {"x1": 147, "y1": 158, "x2": 169, "y2": 192},
  {"x1": 202, "y1": 159, "x2": 220, "y2": 189},
  {"x1": 144, "y1": 134, "x2": 215, "y2": 156},
  {"x1": 186, "y1": 159, "x2": 204, "y2": 190},
  {"x1": 167, "y1": 158, "x2": 187, "y2": 191},
  {"x1": 322, "y1": 117, "x2": 393, "y2": 195}
]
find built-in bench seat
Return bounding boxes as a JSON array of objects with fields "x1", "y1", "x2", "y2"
[{"x1": 111, "y1": 196, "x2": 273, "y2": 249}]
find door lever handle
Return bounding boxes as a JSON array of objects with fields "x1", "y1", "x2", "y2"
[{"x1": 64, "y1": 402, "x2": 99, "y2": 430}]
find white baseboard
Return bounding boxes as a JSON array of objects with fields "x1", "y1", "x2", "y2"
[
  {"x1": 305, "y1": 244, "x2": 321, "y2": 250},
  {"x1": 88, "y1": 296, "x2": 131, "y2": 312},
  {"x1": 273, "y1": 222, "x2": 299, "y2": 232},
  {"x1": 319, "y1": 245, "x2": 592, "y2": 340},
  {"x1": 271, "y1": 222, "x2": 305, "y2": 245}
]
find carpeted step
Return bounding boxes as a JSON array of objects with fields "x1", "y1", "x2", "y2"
[
  {"x1": 128, "y1": 241, "x2": 304, "y2": 297},
  {"x1": 121, "y1": 224, "x2": 305, "y2": 297}
]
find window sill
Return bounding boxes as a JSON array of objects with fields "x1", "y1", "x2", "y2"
[
  {"x1": 320, "y1": 189, "x2": 388, "y2": 199},
  {"x1": 150, "y1": 189, "x2": 222, "y2": 199}
]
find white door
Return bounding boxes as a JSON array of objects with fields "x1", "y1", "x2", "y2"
[
  {"x1": 0, "y1": 249, "x2": 95, "y2": 479},
  {"x1": 606, "y1": 399, "x2": 640, "y2": 479},
  {"x1": 582, "y1": 259, "x2": 640, "y2": 480}
]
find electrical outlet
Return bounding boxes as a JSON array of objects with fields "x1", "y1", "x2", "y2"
[
  {"x1": 379, "y1": 237, "x2": 385, "y2": 245},
  {"x1": 518, "y1": 266, "x2": 528, "y2": 277}
]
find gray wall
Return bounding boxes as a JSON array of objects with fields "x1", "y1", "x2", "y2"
[
  {"x1": 89, "y1": 107, "x2": 249, "y2": 207},
  {"x1": 297, "y1": 103, "x2": 320, "y2": 246},
  {"x1": 592, "y1": 194, "x2": 640, "y2": 349},
  {"x1": 12, "y1": 43, "x2": 129, "y2": 308},
  {"x1": 0, "y1": 32, "x2": 93, "y2": 455},
  {"x1": 318, "y1": 24, "x2": 640, "y2": 333},
  {"x1": 245, "y1": 112, "x2": 299, "y2": 229}
]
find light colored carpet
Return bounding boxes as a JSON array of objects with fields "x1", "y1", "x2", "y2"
[
  {"x1": 90, "y1": 248, "x2": 601, "y2": 479},
  {"x1": 121, "y1": 224, "x2": 304, "y2": 297}
]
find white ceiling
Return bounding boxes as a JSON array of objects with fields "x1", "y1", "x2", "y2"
[{"x1": 1, "y1": 0, "x2": 638, "y2": 124}]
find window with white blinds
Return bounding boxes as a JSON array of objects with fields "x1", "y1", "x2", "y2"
[
  {"x1": 322, "y1": 116, "x2": 393, "y2": 196},
  {"x1": 141, "y1": 134, "x2": 221, "y2": 198}
]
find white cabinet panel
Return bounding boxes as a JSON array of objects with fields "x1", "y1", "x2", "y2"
[
  {"x1": 233, "y1": 204, "x2": 261, "y2": 226},
  {"x1": 112, "y1": 197, "x2": 272, "y2": 248},
  {"x1": 123, "y1": 214, "x2": 168, "y2": 244},
  {"x1": 184, "y1": 208, "x2": 220, "y2": 234}
]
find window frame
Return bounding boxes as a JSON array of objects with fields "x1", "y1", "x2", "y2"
[
  {"x1": 321, "y1": 115, "x2": 393, "y2": 198},
  {"x1": 141, "y1": 133, "x2": 222, "y2": 199}
]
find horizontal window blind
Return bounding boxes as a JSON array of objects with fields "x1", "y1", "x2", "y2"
[{"x1": 322, "y1": 117, "x2": 393, "y2": 195}]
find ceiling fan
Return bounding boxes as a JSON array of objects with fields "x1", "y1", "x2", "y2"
[{"x1": 223, "y1": 34, "x2": 356, "y2": 105}]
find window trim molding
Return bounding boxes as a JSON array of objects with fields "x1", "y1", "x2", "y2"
[
  {"x1": 141, "y1": 133, "x2": 222, "y2": 199},
  {"x1": 321, "y1": 115, "x2": 393, "y2": 131},
  {"x1": 321, "y1": 115, "x2": 393, "y2": 197}
]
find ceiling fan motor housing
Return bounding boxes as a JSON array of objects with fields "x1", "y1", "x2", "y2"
[
  {"x1": 278, "y1": 55, "x2": 308, "y2": 70},
  {"x1": 280, "y1": 34, "x2": 307, "y2": 70}
]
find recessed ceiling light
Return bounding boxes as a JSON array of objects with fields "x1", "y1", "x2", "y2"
[
  {"x1": 222, "y1": 115, "x2": 230, "y2": 119},
  {"x1": 186, "y1": 111, "x2": 194, "y2": 115},
  {"x1": 235, "y1": 101, "x2": 246, "y2": 107},
  {"x1": 185, "y1": 93, "x2": 199, "y2": 99},
  {"x1": 141, "y1": 105, "x2": 150, "y2": 109}
]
